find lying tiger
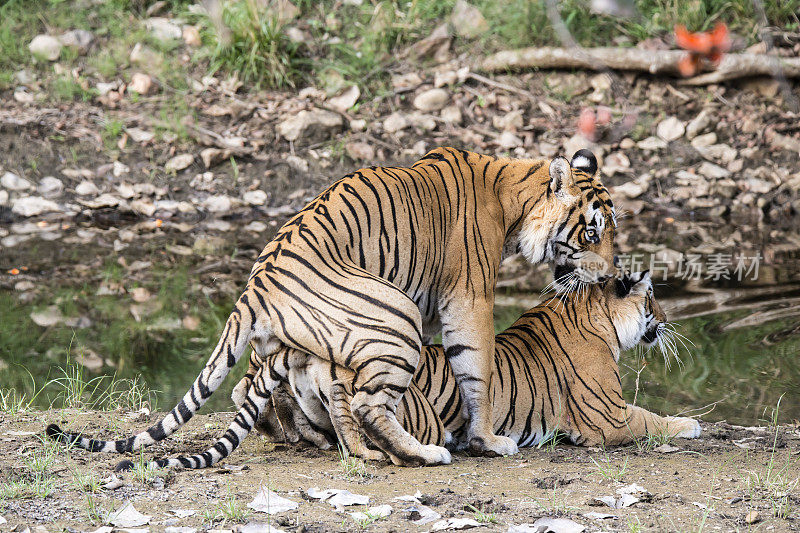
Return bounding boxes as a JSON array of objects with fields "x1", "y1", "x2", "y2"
[{"x1": 127, "y1": 270, "x2": 699, "y2": 469}]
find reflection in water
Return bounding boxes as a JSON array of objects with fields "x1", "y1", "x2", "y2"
[{"x1": 1, "y1": 262, "x2": 798, "y2": 425}]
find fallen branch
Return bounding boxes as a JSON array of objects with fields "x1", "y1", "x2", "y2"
[{"x1": 479, "y1": 47, "x2": 800, "y2": 85}]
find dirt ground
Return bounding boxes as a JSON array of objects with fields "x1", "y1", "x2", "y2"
[{"x1": 1, "y1": 410, "x2": 798, "y2": 532}]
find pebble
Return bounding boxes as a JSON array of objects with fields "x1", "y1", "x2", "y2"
[
  {"x1": 11, "y1": 196, "x2": 60, "y2": 217},
  {"x1": 38, "y1": 176, "x2": 64, "y2": 197},
  {"x1": 243, "y1": 190, "x2": 268, "y2": 206},
  {"x1": 383, "y1": 112, "x2": 409, "y2": 133},
  {"x1": 413, "y1": 88, "x2": 449, "y2": 112},
  {"x1": 451, "y1": 0, "x2": 488, "y2": 38},
  {"x1": 244, "y1": 221, "x2": 268, "y2": 232},
  {"x1": 58, "y1": 29, "x2": 94, "y2": 54},
  {"x1": 130, "y1": 199, "x2": 156, "y2": 216},
  {"x1": 327, "y1": 85, "x2": 359, "y2": 113},
  {"x1": 146, "y1": 17, "x2": 182, "y2": 41},
  {"x1": 685, "y1": 110, "x2": 711, "y2": 139},
  {"x1": 637, "y1": 136, "x2": 667, "y2": 151},
  {"x1": 619, "y1": 138, "x2": 635, "y2": 150},
  {"x1": 698, "y1": 161, "x2": 731, "y2": 179},
  {"x1": 656, "y1": 116, "x2": 685, "y2": 142},
  {"x1": 697, "y1": 143, "x2": 737, "y2": 164},
  {"x1": 277, "y1": 109, "x2": 343, "y2": 142},
  {"x1": 601, "y1": 152, "x2": 630, "y2": 176},
  {"x1": 113, "y1": 161, "x2": 130, "y2": 176},
  {"x1": 29, "y1": 34, "x2": 62, "y2": 61},
  {"x1": 492, "y1": 109, "x2": 524, "y2": 131},
  {"x1": 349, "y1": 118, "x2": 366, "y2": 131},
  {"x1": 200, "y1": 148, "x2": 231, "y2": 168},
  {"x1": 75, "y1": 180, "x2": 100, "y2": 196},
  {"x1": 203, "y1": 195, "x2": 232, "y2": 213},
  {"x1": 165, "y1": 154, "x2": 194, "y2": 172},
  {"x1": 345, "y1": 141, "x2": 375, "y2": 161},
  {"x1": 440, "y1": 105, "x2": 462, "y2": 125},
  {"x1": 496, "y1": 131, "x2": 522, "y2": 149},
  {"x1": 690, "y1": 132, "x2": 717, "y2": 148},
  {"x1": 2, "y1": 171, "x2": 33, "y2": 191},
  {"x1": 129, "y1": 72, "x2": 153, "y2": 95},
  {"x1": 183, "y1": 25, "x2": 202, "y2": 47},
  {"x1": 0, "y1": 190, "x2": 7, "y2": 206}
]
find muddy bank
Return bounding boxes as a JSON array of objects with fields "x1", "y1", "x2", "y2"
[{"x1": 1, "y1": 410, "x2": 798, "y2": 531}]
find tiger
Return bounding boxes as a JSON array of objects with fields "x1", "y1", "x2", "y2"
[
  {"x1": 47, "y1": 147, "x2": 618, "y2": 467},
  {"x1": 113, "y1": 269, "x2": 700, "y2": 470}
]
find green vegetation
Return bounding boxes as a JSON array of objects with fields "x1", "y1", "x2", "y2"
[
  {"x1": 590, "y1": 451, "x2": 629, "y2": 481},
  {"x1": 202, "y1": 484, "x2": 250, "y2": 524},
  {"x1": 467, "y1": 503, "x2": 499, "y2": 524},
  {"x1": 338, "y1": 444, "x2": 371, "y2": 479},
  {"x1": 0, "y1": 436, "x2": 65, "y2": 500},
  {"x1": 2, "y1": 0, "x2": 799, "y2": 92}
]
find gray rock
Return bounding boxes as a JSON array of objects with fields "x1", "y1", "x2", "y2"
[
  {"x1": 58, "y1": 29, "x2": 94, "y2": 54},
  {"x1": 413, "y1": 88, "x2": 449, "y2": 112},
  {"x1": 29, "y1": 35, "x2": 62, "y2": 61},
  {"x1": 145, "y1": 17, "x2": 182, "y2": 41},
  {"x1": 277, "y1": 108, "x2": 343, "y2": 142},
  {"x1": 2, "y1": 171, "x2": 33, "y2": 191},
  {"x1": 38, "y1": 176, "x2": 63, "y2": 198},
  {"x1": 11, "y1": 196, "x2": 60, "y2": 217},
  {"x1": 685, "y1": 110, "x2": 711, "y2": 139},
  {"x1": 451, "y1": 0, "x2": 488, "y2": 38}
]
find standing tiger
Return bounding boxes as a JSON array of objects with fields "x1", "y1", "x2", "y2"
[
  {"x1": 109, "y1": 270, "x2": 700, "y2": 470},
  {"x1": 47, "y1": 147, "x2": 617, "y2": 467}
]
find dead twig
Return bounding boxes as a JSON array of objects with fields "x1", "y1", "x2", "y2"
[{"x1": 479, "y1": 47, "x2": 800, "y2": 85}]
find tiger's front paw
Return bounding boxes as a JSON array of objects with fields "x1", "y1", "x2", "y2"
[
  {"x1": 668, "y1": 417, "x2": 701, "y2": 439},
  {"x1": 469, "y1": 434, "x2": 518, "y2": 457}
]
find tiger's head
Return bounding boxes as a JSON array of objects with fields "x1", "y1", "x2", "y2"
[
  {"x1": 605, "y1": 270, "x2": 669, "y2": 359},
  {"x1": 518, "y1": 149, "x2": 618, "y2": 287}
]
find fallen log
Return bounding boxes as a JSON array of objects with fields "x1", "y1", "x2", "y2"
[{"x1": 479, "y1": 46, "x2": 800, "y2": 85}]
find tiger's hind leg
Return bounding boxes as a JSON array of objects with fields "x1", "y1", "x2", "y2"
[
  {"x1": 272, "y1": 383, "x2": 335, "y2": 449},
  {"x1": 329, "y1": 380, "x2": 386, "y2": 461},
  {"x1": 271, "y1": 269, "x2": 450, "y2": 466}
]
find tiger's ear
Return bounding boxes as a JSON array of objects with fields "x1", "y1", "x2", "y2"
[
  {"x1": 570, "y1": 149, "x2": 598, "y2": 175},
  {"x1": 549, "y1": 156, "x2": 572, "y2": 196}
]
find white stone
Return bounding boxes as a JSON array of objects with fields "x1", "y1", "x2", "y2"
[
  {"x1": 200, "y1": 148, "x2": 231, "y2": 168},
  {"x1": 2, "y1": 171, "x2": 32, "y2": 191},
  {"x1": 203, "y1": 195, "x2": 232, "y2": 213},
  {"x1": 113, "y1": 161, "x2": 130, "y2": 176},
  {"x1": 243, "y1": 190, "x2": 268, "y2": 206},
  {"x1": 96, "y1": 82, "x2": 117, "y2": 96},
  {"x1": 29, "y1": 35, "x2": 62, "y2": 61},
  {"x1": 75, "y1": 181, "x2": 100, "y2": 196},
  {"x1": 697, "y1": 161, "x2": 731, "y2": 179},
  {"x1": 413, "y1": 88, "x2": 449, "y2": 112},
  {"x1": 129, "y1": 72, "x2": 153, "y2": 95},
  {"x1": 383, "y1": 112, "x2": 409, "y2": 133},
  {"x1": 496, "y1": 131, "x2": 522, "y2": 149},
  {"x1": 345, "y1": 141, "x2": 375, "y2": 160},
  {"x1": 686, "y1": 109, "x2": 711, "y2": 139},
  {"x1": 656, "y1": 116, "x2": 685, "y2": 142},
  {"x1": 440, "y1": 105, "x2": 462, "y2": 125},
  {"x1": 11, "y1": 196, "x2": 60, "y2": 217},
  {"x1": 690, "y1": 132, "x2": 717, "y2": 148},
  {"x1": 601, "y1": 152, "x2": 630, "y2": 176},
  {"x1": 276, "y1": 109, "x2": 343, "y2": 142},
  {"x1": 697, "y1": 143, "x2": 737, "y2": 164},
  {"x1": 165, "y1": 154, "x2": 194, "y2": 172},
  {"x1": 327, "y1": 85, "x2": 359, "y2": 113},
  {"x1": 130, "y1": 199, "x2": 156, "y2": 216},
  {"x1": 0, "y1": 190, "x2": 8, "y2": 206},
  {"x1": 38, "y1": 176, "x2": 64, "y2": 197},
  {"x1": 492, "y1": 109, "x2": 524, "y2": 131},
  {"x1": 30, "y1": 306, "x2": 64, "y2": 327},
  {"x1": 637, "y1": 136, "x2": 667, "y2": 151}
]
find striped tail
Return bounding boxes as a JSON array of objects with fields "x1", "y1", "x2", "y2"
[
  {"x1": 46, "y1": 296, "x2": 255, "y2": 454},
  {"x1": 125, "y1": 364, "x2": 273, "y2": 470}
]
